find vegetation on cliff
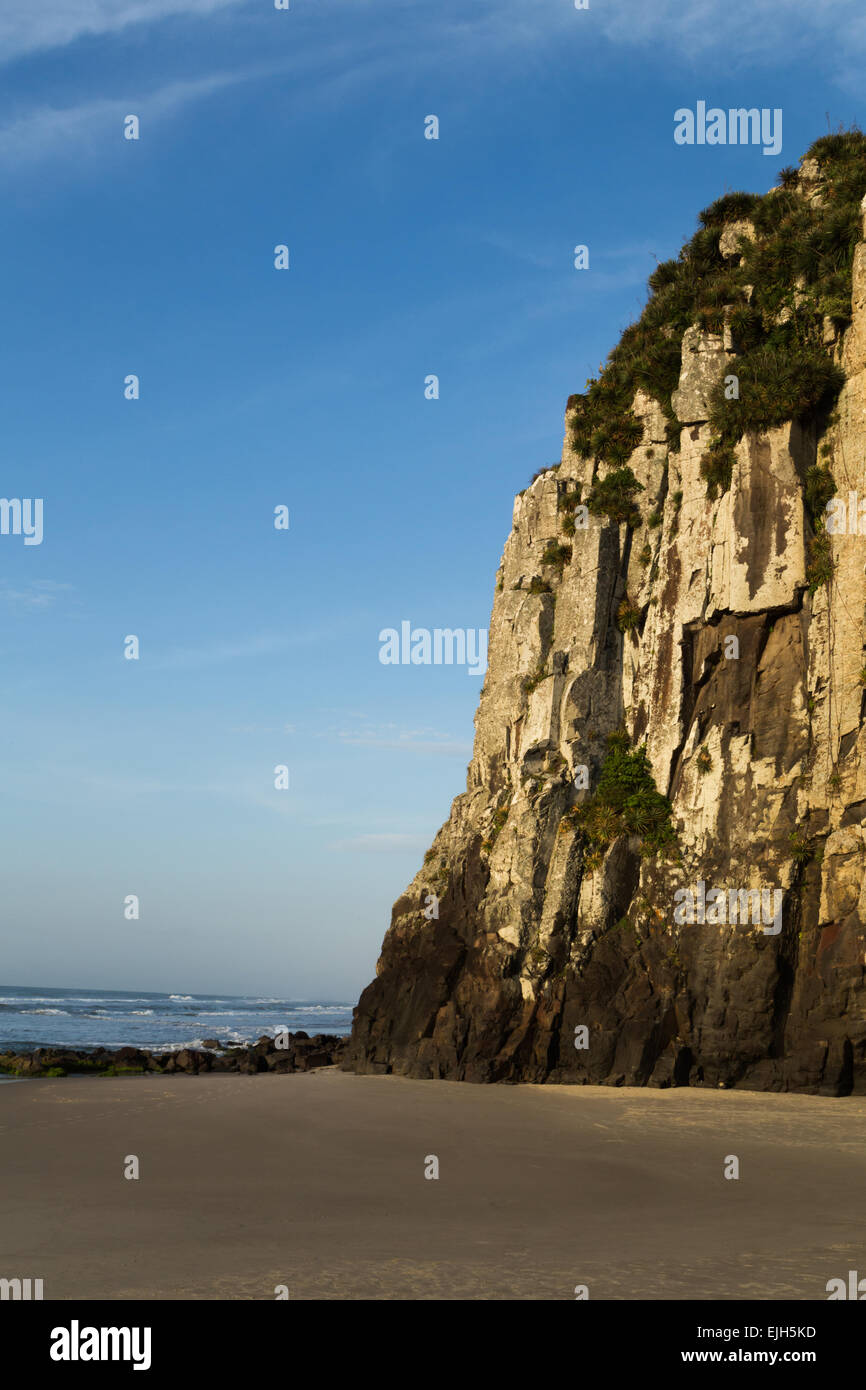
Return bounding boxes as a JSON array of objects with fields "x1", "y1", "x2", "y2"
[
  {"x1": 561, "y1": 730, "x2": 678, "y2": 868},
  {"x1": 586, "y1": 466, "x2": 644, "y2": 526},
  {"x1": 566, "y1": 129, "x2": 866, "y2": 503}
]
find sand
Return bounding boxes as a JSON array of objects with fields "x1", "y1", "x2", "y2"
[{"x1": 1, "y1": 1069, "x2": 864, "y2": 1300}]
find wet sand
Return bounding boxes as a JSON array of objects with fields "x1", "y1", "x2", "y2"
[{"x1": 1, "y1": 1070, "x2": 864, "y2": 1300}]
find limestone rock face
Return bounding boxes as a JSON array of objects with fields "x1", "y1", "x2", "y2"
[
  {"x1": 719, "y1": 219, "x2": 756, "y2": 260},
  {"x1": 346, "y1": 193, "x2": 866, "y2": 1096},
  {"x1": 671, "y1": 326, "x2": 730, "y2": 424}
]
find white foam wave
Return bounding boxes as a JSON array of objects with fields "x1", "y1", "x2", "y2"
[
  {"x1": 136, "y1": 1034, "x2": 250, "y2": 1053},
  {"x1": 0, "y1": 996, "x2": 153, "y2": 1005},
  {"x1": 193, "y1": 1011, "x2": 246, "y2": 1017},
  {"x1": 1, "y1": 997, "x2": 66, "y2": 1004},
  {"x1": 62, "y1": 997, "x2": 150, "y2": 1004},
  {"x1": 287, "y1": 1005, "x2": 351, "y2": 1013}
]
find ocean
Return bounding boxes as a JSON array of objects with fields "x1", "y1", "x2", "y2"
[{"x1": 0, "y1": 985, "x2": 354, "y2": 1055}]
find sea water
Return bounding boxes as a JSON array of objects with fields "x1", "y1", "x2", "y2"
[{"x1": 0, "y1": 984, "x2": 353, "y2": 1054}]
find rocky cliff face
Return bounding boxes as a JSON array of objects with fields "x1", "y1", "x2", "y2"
[{"x1": 347, "y1": 136, "x2": 866, "y2": 1094}]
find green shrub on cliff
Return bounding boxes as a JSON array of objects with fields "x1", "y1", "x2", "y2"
[
  {"x1": 566, "y1": 731, "x2": 678, "y2": 862},
  {"x1": 706, "y1": 329, "x2": 845, "y2": 444},
  {"x1": 616, "y1": 594, "x2": 642, "y2": 632},
  {"x1": 728, "y1": 304, "x2": 764, "y2": 352},
  {"x1": 558, "y1": 485, "x2": 582, "y2": 511},
  {"x1": 806, "y1": 528, "x2": 833, "y2": 593},
  {"x1": 804, "y1": 464, "x2": 837, "y2": 524},
  {"x1": 527, "y1": 463, "x2": 560, "y2": 487},
  {"x1": 696, "y1": 746, "x2": 713, "y2": 775},
  {"x1": 804, "y1": 467, "x2": 836, "y2": 593},
  {"x1": 559, "y1": 486, "x2": 583, "y2": 535},
  {"x1": 586, "y1": 467, "x2": 643, "y2": 527},
  {"x1": 540, "y1": 541, "x2": 572, "y2": 571},
  {"x1": 522, "y1": 662, "x2": 547, "y2": 695},
  {"x1": 699, "y1": 191, "x2": 762, "y2": 227},
  {"x1": 700, "y1": 436, "x2": 737, "y2": 501},
  {"x1": 820, "y1": 265, "x2": 857, "y2": 308}
]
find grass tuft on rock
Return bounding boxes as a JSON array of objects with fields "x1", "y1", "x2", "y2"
[{"x1": 540, "y1": 541, "x2": 573, "y2": 573}]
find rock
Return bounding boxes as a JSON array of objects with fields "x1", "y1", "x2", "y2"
[
  {"x1": 346, "y1": 143, "x2": 866, "y2": 1096},
  {"x1": 719, "y1": 219, "x2": 755, "y2": 259},
  {"x1": 235, "y1": 1053, "x2": 264, "y2": 1075},
  {"x1": 294, "y1": 1050, "x2": 330, "y2": 1071},
  {"x1": 0, "y1": 1032, "x2": 350, "y2": 1079},
  {"x1": 671, "y1": 326, "x2": 728, "y2": 424},
  {"x1": 209, "y1": 1055, "x2": 237, "y2": 1072},
  {"x1": 113, "y1": 1047, "x2": 145, "y2": 1066}
]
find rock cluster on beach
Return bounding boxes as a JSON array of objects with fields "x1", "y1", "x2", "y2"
[
  {"x1": 0, "y1": 1033, "x2": 347, "y2": 1077},
  {"x1": 347, "y1": 136, "x2": 866, "y2": 1094}
]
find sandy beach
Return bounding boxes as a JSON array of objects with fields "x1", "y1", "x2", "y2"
[{"x1": 2, "y1": 1070, "x2": 864, "y2": 1300}]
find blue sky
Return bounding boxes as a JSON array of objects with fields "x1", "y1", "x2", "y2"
[{"x1": 0, "y1": 0, "x2": 862, "y2": 998}]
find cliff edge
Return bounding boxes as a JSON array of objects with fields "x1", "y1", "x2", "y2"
[{"x1": 347, "y1": 132, "x2": 866, "y2": 1094}]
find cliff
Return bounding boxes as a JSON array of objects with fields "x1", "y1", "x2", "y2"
[{"x1": 347, "y1": 132, "x2": 866, "y2": 1094}]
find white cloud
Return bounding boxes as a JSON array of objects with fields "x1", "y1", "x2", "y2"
[
  {"x1": 2, "y1": 0, "x2": 858, "y2": 175},
  {"x1": 0, "y1": 70, "x2": 256, "y2": 168},
  {"x1": 332, "y1": 0, "x2": 866, "y2": 76},
  {"x1": 434, "y1": 0, "x2": 865, "y2": 69},
  {"x1": 0, "y1": 579, "x2": 72, "y2": 610},
  {"x1": 595, "y1": 0, "x2": 857, "y2": 61},
  {"x1": 0, "y1": 0, "x2": 246, "y2": 64},
  {"x1": 0, "y1": 0, "x2": 862, "y2": 87},
  {"x1": 335, "y1": 722, "x2": 471, "y2": 756}
]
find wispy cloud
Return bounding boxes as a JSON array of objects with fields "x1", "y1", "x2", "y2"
[
  {"x1": 3, "y1": 0, "x2": 859, "y2": 175},
  {"x1": 150, "y1": 616, "x2": 359, "y2": 672},
  {"x1": 152, "y1": 631, "x2": 293, "y2": 672},
  {"x1": 0, "y1": 69, "x2": 261, "y2": 168},
  {"x1": 2, "y1": 0, "x2": 863, "y2": 89},
  {"x1": 594, "y1": 0, "x2": 861, "y2": 63},
  {"x1": 0, "y1": 579, "x2": 72, "y2": 610},
  {"x1": 0, "y1": 0, "x2": 246, "y2": 64},
  {"x1": 335, "y1": 721, "x2": 471, "y2": 757},
  {"x1": 427, "y1": 0, "x2": 866, "y2": 70},
  {"x1": 334, "y1": 0, "x2": 866, "y2": 79}
]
